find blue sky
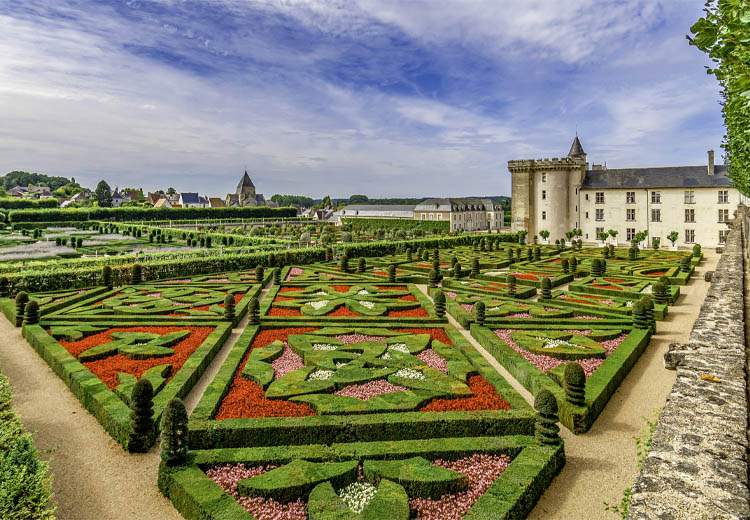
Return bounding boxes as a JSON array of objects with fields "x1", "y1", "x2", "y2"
[{"x1": 0, "y1": 0, "x2": 723, "y2": 198}]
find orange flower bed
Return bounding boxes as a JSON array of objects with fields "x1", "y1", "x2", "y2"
[
  {"x1": 59, "y1": 326, "x2": 214, "y2": 390},
  {"x1": 268, "y1": 307, "x2": 302, "y2": 316},
  {"x1": 376, "y1": 285, "x2": 408, "y2": 291},
  {"x1": 390, "y1": 328, "x2": 453, "y2": 346},
  {"x1": 388, "y1": 308, "x2": 429, "y2": 317},
  {"x1": 279, "y1": 287, "x2": 303, "y2": 293},
  {"x1": 192, "y1": 293, "x2": 244, "y2": 312},
  {"x1": 274, "y1": 296, "x2": 296, "y2": 302},
  {"x1": 647, "y1": 271, "x2": 668, "y2": 276},
  {"x1": 592, "y1": 285, "x2": 622, "y2": 290},
  {"x1": 331, "y1": 285, "x2": 351, "y2": 293},
  {"x1": 513, "y1": 273, "x2": 538, "y2": 281},
  {"x1": 398, "y1": 295, "x2": 418, "y2": 302},
  {"x1": 604, "y1": 278, "x2": 628, "y2": 283},
  {"x1": 420, "y1": 375, "x2": 510, "y2": 412},
  {"x1": 215, "y1": 328, "x2": 317, "y2": 419},
  {"x1": 328, "y1": 306, "x2": 360, "y2": 317}
]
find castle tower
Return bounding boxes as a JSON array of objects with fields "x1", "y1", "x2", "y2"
[
  {"x1": 507, "y1": 137, "x2": 587, "y2": 241},
  {"x1": 236, "y1": 171, "x2": 256, "y2": 206}
]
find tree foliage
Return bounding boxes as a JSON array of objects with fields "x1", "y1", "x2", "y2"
[
  {"x1": 95, "y1": 180, "x2": 113, "y2": 208},
  {"x1": 271, "y1": 194, "x2": 315, "y2": 207},
  {"x1": 0, "y1": 171, "x2": 71, "y2": 191},
  {"x1": 690, "y1": 2, "x2": 750, "y2": 194}
]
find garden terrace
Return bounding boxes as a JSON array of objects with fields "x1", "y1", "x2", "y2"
[
  {"x1": 568, "y1": 276, "x2": 680, "y2": 303},
  {"x1": 442, "y1": 278, "x2": 538, "y2": 299}
]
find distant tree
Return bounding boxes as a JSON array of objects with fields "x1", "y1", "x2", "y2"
[
  {"x1": 95, "y1": 180, "x2": 113, "y2": 207},
  {"x1": 348, "y1": 194, "x2": 369, "y2": 204},
  {"x1": 0, "y1": 171, "x2": 71, "y2": 191},
  {"x1": 270, "y1": 194, "x2": 315, "y2": 207},
  {"x1": 167, "y1": 187, "x2": 176, "y2": 195}
]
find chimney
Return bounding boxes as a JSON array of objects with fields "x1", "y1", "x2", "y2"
[{"x1": 708, "y1": 150, "x2": 715, "y2": 176}]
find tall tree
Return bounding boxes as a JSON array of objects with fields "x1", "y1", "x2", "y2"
[{"x1": 95, "y1": 180, "x2": 113, "y2": 207}]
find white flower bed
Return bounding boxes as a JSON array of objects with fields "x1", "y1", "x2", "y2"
[
  {"x1": 394, "y1": 368, "x2": 425, "y2": 380},
  {"x1": 357, "y1": 290, "x2": 370, "y2": 295},
  {"x1": 313, "y1": 291, "x2": 328, "y2": 296},
  {"x1": 312, "y1": 343, "x2": 338, "y2": 351},
  {"x1": 335, "y1": 362, "x2": 348, "y2": 368},
  {"x1": 380, "y1": 352, "x2": 392, "y2": 360},
  {"x1": 640, "y1": 285, "x2": 653, "y2": 294},
  {"x1": 625, "y1": 300, "x2": 634, "y2": 307},
  {"x1": 387, "y1": 343, "x2": 409, "y2": 353},
  {"x1": 484, "y1": 270, "x2": 508, "y2": 276},
  {"x1": 359, "y1": 301, "x2": 375, "y2": 309},
  {"x1": 308, "y1": 300, "x2": 330, "y2": 310},
  {"x1": 308, "y1": 369, "x2": 334, "y2": 380},
  {"x1": 338, "y1": 482, "x2": 377, "y2": 514},
  {"x1": 538, "y1": 337, "x2": 585, "y2": 350}
]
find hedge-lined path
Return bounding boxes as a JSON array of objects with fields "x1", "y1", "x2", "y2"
[{"x1": 528, "y1": 250, "x2": 719, "y2": 519}]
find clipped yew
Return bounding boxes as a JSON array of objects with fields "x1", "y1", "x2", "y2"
[
  {"x1": 433, "y1": 290, "x2": 446, "y2": 319},
  {"x1": 0, "y1": 276, "x2": 7, "y2": 297},
  {"x1": 533, "y1": 247, "x2": 541, "y2": 261},
  {"x1": 325, "y1": 247, "x2": 333, "y2": 262},
  {"x1": 131, "y1": 263, "x2": 143, "y2": 284},
  {"x1": 161, "y1": 397, "x2": 188, "y2": 466},
  {"x1": 570, "y1": 256, "x2": 578, "y2": 276},
  {"x1": 474, "y1": 301, "x2": 486, "y2": 325},
  {"x1": 541, "y1": 277, "x2": 552, "y2": 299},
  {"x1": 633, "y1": 301, "x2": 649, "y2": 330},
  {"x1": 561, "y1": 258, "x2": 569, "y2": 274},
  {"x1": 453, "y1": 262, "x2": 463, "y2": 279},
  {"x1": 534, "y1": 389, "x2": 561, "y2": 445},
  {"x1": 23, "y1": 300, "x2": 39, "y2": 326},
  {"x1": 256, "y1": 265, "x2": 265, "y2": 282},
  {"x1": 653, "y1": 282, "x2": 668, "y2": 305},
  {"x1": 563, "y1": 362, "x2": 586, "y2": 406},
  {"x1": 223, "y1": 294, "x2": 236, "y2": 322},
  {"x1": 428, "y1": 269, "x2": 439, "y2": 288},
  {"x1": 406, "y1": 248, "x2": 412, "y2": 262},
  {"x1": 14, "y1": 291, "x2": 29, "y2": 327},
  {"x1": 387, "y1": 264, "x2": 396, "y2": 283},
  {"x1": 641, "y1": 295, "x2": 655, "y2": 331},
  {"x1": 102, "y1": 265, "x2": 113, "y2": 290},
  {"x1": 507, "y1": 274, "x2": 517, "y2": 294},
  {"x1": 357, "y1": 257, "x2": 366, "y2": 273},
  {"x1": 340, "y1": 254, "x2": 349, "y2": 273},
  {"x1": 591, "y1": 258, "x2": 602, "y2": 277},
  {"x1": 129, "y1": 378, "x2": 155, "y2": 453},
  {"x1": 273, "y1": 267, "x2": 281, "y2": 285},
  {"x1": 248, "y1": 296, "x2": 260, "y2": 325},
  {"x1": 680, "y1": 256, "x2": 690, "y2": 272},
  {"x1": 471, "y1": 258, "x2": 480, "y2": 277}
]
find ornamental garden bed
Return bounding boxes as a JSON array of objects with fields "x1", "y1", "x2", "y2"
[
  {"x1": 471, "y1": 323, "x2": 651, "y2": 433},
  {"x1": 22, "y1": 320, "x2": 232, "y2": 451},
  {"x1": 261, "y1": 283, "x2": 441, "y2": 323},
  {"x1": 188, "y1": 322, "x2": 533, "y2": 449},
  {"x1": 568, "y1": 276, "x2": 680, "y2": 303},
  {"x1": 476, "y1": 270, "x2": 573, "y2": 288},
  {"x1": 284, "y1": 265, "x2": 379, "y2": 283},
  {"x1": 546, "y1": 290, "x2": 668, "y2": 320},
  {"x1": 158, "y1": 435, "x2": 563, "y2": 520},
  {"x1": 442, "y1": 278, "x2": 537, "y2": 299}
]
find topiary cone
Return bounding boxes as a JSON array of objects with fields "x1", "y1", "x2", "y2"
[
  {"x1": 433, "y1": 290, "x2": 446, "y2": 319},
  {"x1": 632, "y1": 301, "x2": 649, "y2": 330},
  {"x1": 428, "y1": 269, "x2": 439, "y2": 289},
  {"x1": 357, "y1": 257, "x2": 366, "y2": 273},
  {"x1": 14, "y1": 291, "x2": 29, "y2": 327},
  {"x1": 387, "y1": 264, "x2": 396, "y2": 283},
  {"x1": 256, "y1": 265, "x2": 265, "y2": 282},
  {"x1": 102, "y1": 265, "x2": 113, "y2": 290},
  {"x1": 223, "y1": 294, "x2": 236, "y2": 322},
  {"x1": 533, "y1": 247, "x2": 541, "y2": 261},
  {"x1": 406, "y1": 248, "x2": 412, "y2": 262},
  {"x1": 340, "y1": 255, "x2": 349, "y2": 273},
  {"x1": 680, "y1": 256, "x2": 690, "y2": 273},
  {"x1": 131, "y1": 263, "x2": 142, "y2": 284},
  {"x1": 561, "y1": 258, "x2": 569, "y2": 274},
  {"x1": 507, "y1": 274, "x2": 516, "y2": 294},
  {"x1": 248, "y1": 296, "x2": 260, "y2": 325},
  {"x1": 474, "y1": 301, "x2": 486, "y2": 326},
  {"x1": 161, "y1": 397, "x2": 188, "y2": 466},
  {"x1": 453, "y1": 262, "x2": 463, "y2": 279},
  {"x1": 129, "y1": 378, "x2": 155, "y2": 453},
  {"x1": 23, "y1": 300, "x2": 39, "y2": 326},
  {"x1": 471, "y1": 258, "x2": 479, "y2": 277},
  {"x1": 640, "y1": 295, "x2": 655, "y2": 331},
  {"x1": 570, "y1": 256, "x2": 578, "y2": 277},
  {"x1": 273, "y1": 268, "x2": 281, "y2": 285},
  {"x1": 541, "y1": 277, "x2": 552, "y2": 299},
  {"x1": 652, "y1": 282, "x2": 667, "y2": 305},
  {"x1": 563, "y1": 362, "x2": 586, "y2": 406},
  {"x1": 534, "y1": 389, "x2": 561, "y2": 445}
]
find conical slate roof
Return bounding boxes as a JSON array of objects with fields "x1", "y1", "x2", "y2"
[
  {"x1": 568, "y1": 136, "x2": 585, "y2": 157},
  {"x1": 237, "y1": 171, "x2": 255, "y2": 190}
]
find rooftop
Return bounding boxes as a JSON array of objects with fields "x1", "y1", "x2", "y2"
[{"x1": 581, "y1": 165, "x2": 732, "y2": 190}]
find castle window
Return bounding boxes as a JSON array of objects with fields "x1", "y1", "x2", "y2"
[
  {"x1": 718, "y1": 209, "x2": 729, "y2": 223},
  {"x1": 685, "y1": 208, "x2": 695, "y2": 223},
  {"x1": 651, "y1": 191, "x2": 661, "y2": 204},
  {"x1": 627, "y1": 228, "x2": 636, "y2": 241},
  {"x1": 626, "y1": 192, "x2": 635, "y2": 204},
  {"x1": 542, "y1": 190, "x2": 547, "y2": 200},
  {"x1": 684, "y1": 190, "x2": 695, "y2": 204},
  {"x1": 719, "y1": 230, "x2": 728, "y2": 244},
  {"x1": 585, "y1": 193, "x2": 589, "y2": 201},
  {"x1": 542, "y1": 173, "x2": 547, "y2": 183},
  {"x1": 651, "y1": 209, "x2": 661, "y2": 222},
  {"x1": 626, "y1": 209, "x2": 636, "y2": 221},
  {"x1": 595, "y1": 209, "x2": 604, "y2": 221},
  {"x1": 685, "y1": 229, "x2": 695, "y2": 243},
  {"x1": 542, "y1": 211, "x2": 547, "y2": 220},
  {"x1": 596, "y1": 227, "x2": 604, "y2": 237},
  {"x1": 718, "y1": 190, "x2": 729, "y2": 203},
  {"x1": 585, "y1": 211, "x2": 589, "y2": 219},
  {"x1": 421, "y1": 214, "x2": 425, "y2": 220},
  {"x1": 595, "y1": 192, "x2": 605, "y2": 204}
]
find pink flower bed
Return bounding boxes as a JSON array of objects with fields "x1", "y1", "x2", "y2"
[
  {"x1": 410, "y1": 454, "x2": 512, "y2": 520},
  {"x1": 445, "y1": 292, "x2": 457, "y2": 300},
  {"x1": 460, "y1": 304, "x2": 474, "y2": 313},
  {"x1": 204, "y1": 278, "x2": 230, "y2": 283},
  {"x1": 417, "y1": 349, "x2": 448, "y2": 373},
  {"x1": 334, "y1": 379, "x2": 406, "y2": 400},
  {"x1": 271, "y1": 344, "x2": 304, "y2": 379},
  {"x1": 335, "y1": 334, "x2": 386, "y2": 344},
  {"x1": 506, "y1": 313, "x2": 533, "y2": 318},
  {"x1": 493, "y1": 329, "x2": 627, "y2": 378},
  {"x1": 572, "y1": 315, "x2": 604, "y2": 320},
  {"x1": 147, "y1": 293, "x2": 161, "y2": 298},
  {"x1": 285, "y1": 267, "x2": 304, "y2": 281},
  {"x1": 164, "y1": 279, "x2": 191, "y2": 283},
  {"x1": 206, "y1": 464, "x2": 306, "y2": 520}
]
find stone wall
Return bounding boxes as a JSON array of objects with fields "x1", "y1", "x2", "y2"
[{"x1": 627, "y1": 209, "x2": 750, "y2": 520}]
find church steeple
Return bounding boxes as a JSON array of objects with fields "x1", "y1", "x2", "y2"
[
  {"x1": 568, "y1": 135, "x2": 585, "y2": 158},
  {"x1": 237, "y1": 171, "x2": 255, "y2": 191}
]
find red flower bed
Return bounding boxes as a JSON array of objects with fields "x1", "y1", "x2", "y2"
[
  {"x1": 328, "y1": 306, "x2": 360, "y2": 317},
  {"x1": 388, "y1": 308, "x2": 429, "y2": 317},
  {"x1": 488, "y1": 282, "x2": 508, "y2": 288},
  {"x1": 551, "y1": 258, "x2": 562, "y2": 263},
  {"x1": 273, "y1": 296, "x2": 296, "y2": 302},
  {"x1": 420, "y1": 375, "x2": 510, "y2": 412},
  {"x1": 331, "y1": 285, "x2": 351, "y2": 293},
  {"x1": 592, "y1": 285, "x2": 622, "y2": 290},
  {"x1": 376, "y1": 285, "x2": 408, "y2": 291},
  {"x1": 527, "y1": 271, "x2": 553, "y2": 276},
  {"x1": 279, "y1": 287, "x2": 303, "y2": 293},
  {"x1": 390, "y1": 328, "x2": 453, "y2": 346},
  {"x1": 268, "y1": 307, "x2": 302, "y2": 316},
  {"x1": 59, "y1": 326, "x2": 214, "y2": 390},
  {"x1": 216, "y1": 328, "x2": 317, "y2": 419},
  {"x1": 512, "y1": 273, "x2": 539, "y2": 281},
  {"x1": 647, "y1": 271, "x2": 668, "y2": 276},
  {"x1": 398, "y1": 294, "x2": 418, "y2": 302},
  {"x1": 604, "y1": 278, "x2": 628, "y2": 283},
  {"x1": 192, "y1": 293, "x2": 244, "y2": 312}
]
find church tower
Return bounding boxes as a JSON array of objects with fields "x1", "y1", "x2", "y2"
[
  {"x1": 507, "y1": 137, "x2": 587, "y2": 241},
  {"x1": 236, "y1": 171, "x2": 256, "y2": 206}
]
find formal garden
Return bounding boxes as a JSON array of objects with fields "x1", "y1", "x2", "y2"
[{"x1": 0, "y1": 219, "x2": 704, "y2": 519}]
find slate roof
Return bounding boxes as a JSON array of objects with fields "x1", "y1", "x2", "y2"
[
  {"x1": 180, "y1": 192, "x2": 201, "y2": 204},
  {"x1": 415, "y1": 198, "x2": 489, "y2": 212},
  {"x1": 237, "y1": 171, "x2": 255, "y2": 190},
  {"x1": 342, "y1": 204, "x2": 416, "y2": 212},
  {"x1": 568, "y1": 136, "x2": 585, "y2": 157},
  {"x1": 580, "y1": 165, "x2": 732, "y2": 190}
]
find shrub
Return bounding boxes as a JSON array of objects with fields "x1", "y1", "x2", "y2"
[
  {"x1": 340, "y1": 255, "x2": 349, "y2": 274},
  {"x1": 273, "y1": 268, "x2": 281, "y2": 285},
  {"x1": 160, "y1": 398, "x2": 188, "y2": 466},
  {"x1": 450, "y1": 255, "x2": 458, "y2": 268},
  {"x1": 387, "y1": 264, "x2": 396, "y2": 283},
  {"x1": 357, "y1": 257, "x2": 366, "y2": 274},
  {"x1": 453, "y1": 262, "x2": 462, "y2": 279},
  {"x1": 640, "y1": 295, "x2": 655, "y2": 331},
  {"x1": 433, "y1": 248, "x2": 440, "y2": 262},
  {"x1": 131, "y1": 264, "x2": 143, "y2": 284},
  {"x1": 563, "y1": 362, "x2": 586, "y2": 406},
  {"x1": 0, "y1": 277, "x2": 8, "y2": 297},
  {"x1": 533, "y1": 247, "x2": 541, "y2": 261},
  {"x1": 255, "y1": 265, "x2": 265, "y2": 282},
  {"x1": 223, "y1": 294, "x2": 236, "y2": 322},
  {"x1": 325, "y1": 247, "x2": 333, "y2": 262},
  {"x1": 471, "y1": 258, "x2": 480, "y2": 277},
  {"x1": 76, "y1": 237, "x2": 83, "y2": 248},
  {"x1": 652, "y1": 282, "x2": 667, "y2": 305},
  {"x1": 534, "y1": 389, "x2": 561, "y2": 445},
  {"x1": 433, "y1": 290, "x2": 446, "y2": 319},
  {"x1": 632, "y1": 301, "x2": 649, "y2": 330},
  {"x1": 561, "y1": 258, "x2": 569, "y2": 274},
  {"x1": 405, "y1": 248, "x2": 412, "y2": 262},
  {"x1": 608, "y1": 244, "x2": 615, "y2": 257},
  {"x1": 541, "y1": 278, "x2": 552, "y2": 299},
  {"x1": 680, "y1": 256, "x2": 690, "y2": 273},
  {"x1": 591, "y1": 258, "x2": 602, "y2": 277},
  {"x1": 102, "y1": 265, "x2": 113, "y2": 290},
  {"x1": 129, "y1": 379, "x2": 155, "y2": 453},
  {"x1": 14, "y1": 292, "x2": 29, "y2": 327},
  {"x1": 428, "y1": 269, "x2": 439, "y2": 289},
  {"x1": 23, "y1": 301, "x2": 39, "y2": 325},
  {"x1": 341, "y1": 232, "x2": 352, "y2": 243},
  {"x1": 693, "y1": 244, "x2": 701, "y2": 256},
  {"x1": 507, "y1": 274, "x2": 516, "y2": 294},
  {"x1": 474, "y1": 301, "x2": 486, "y2": 325},
  {"x1": 602, "y1": 247, "x2": 609, "y2": 259},
  {"x1": 570, "y1": 256, "x2": 577, "y2": 276}
]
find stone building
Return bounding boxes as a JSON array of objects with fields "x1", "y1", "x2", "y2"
[
  {"x1": 414, "y1": 198, "x2": 503, "y2": 232},
  {"x1": 225, "y1": 171, "x2": 267, "y2": 207},
  {"x1": 508, "y1": 137, "x2": 740, "y2": 247}
]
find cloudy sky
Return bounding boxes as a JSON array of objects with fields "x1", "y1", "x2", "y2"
[{"x1": 0, "y1": 0, "x2": 723, "y2": 198}]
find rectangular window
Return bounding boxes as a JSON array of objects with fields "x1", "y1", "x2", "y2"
[
  {"x1": 718, "y1": 190, "x2": 729, "y2": 203},
  {"x1": 626, "y1": 228, "x2": 636, "y2": 241},
  {"x1": 595, "y1": 208, "x2": 604, "y2": 221},
  {"x1": 626, "y1": 208, "x2": 636, "y2": 221},
  {"x1": 595, "y1": 192, "x2": 605, "y2": 204},
  {"x1": 718, "y1": 209, "x2": 729, "y2": 222},
  {"x1": 651, "y1": 191, "x2": 661, "y2": 204},
  {"x1": 595, "y1": 227, "x2": 604, "y2": 237},
  {"x1": 585, "y1": 211, "x2": 589, "y2": 219},
  {"x1": 685, "y1": 229, "x2": 695, "y2": 243},
  {"x1": 585, "y1": 193, "x2": 589, "y2": 201},
  {"x1": 421, "y1": 214, "x2": 425, "y2": 220},
  {"x1": 429, "y1": 213, "x2": 434, "y2": 220},
  {"x1": 438, "y1": 213, "x2": 442, "y2": 220},
  {"x1": 719, "y1": 230, "x2": 729, "y2": 244},
  {"x1": 685, "y1": 208, "x2": 695, "y2": 223},
  {"x1": 541, "y1": 211, "x2": 547, "y2": 220},
  {"x1": 651, "y1": 209, "x2": 661, "y2": 222},
  {"x1": 541, "y1": 190, "x2": 547, "y2": 200},
  {"x1": 542, "y1": 173, "x2": 547, "y2": 183},
  {"x1": 626, "y1": 192, "x2": 635, "y2": 204},
  {"x1": 684, "y1": 190, "x2": 695, "y2": 204}
]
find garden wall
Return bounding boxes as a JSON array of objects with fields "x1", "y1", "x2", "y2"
[{"x1": 627, "y1": 207, "x2": 750, "y2": 519}]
